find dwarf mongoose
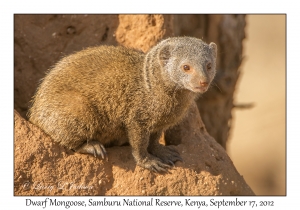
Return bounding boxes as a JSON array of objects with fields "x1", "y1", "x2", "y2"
[{"x1": 28, "y1": 37, "x2": 217, "y2": 172}]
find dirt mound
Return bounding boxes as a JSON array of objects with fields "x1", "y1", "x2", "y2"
[{"x1": 14, "y1": 103, "x2": 254, "y2": 196}]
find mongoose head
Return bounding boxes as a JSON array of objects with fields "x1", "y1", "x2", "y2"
[{"x1": 157, "y1": 37, "x2": 217, "y2": 93}]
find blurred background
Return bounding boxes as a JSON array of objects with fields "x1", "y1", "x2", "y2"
[{"x1": 228, "y1": 15, "x2": 286, "y2": 195}]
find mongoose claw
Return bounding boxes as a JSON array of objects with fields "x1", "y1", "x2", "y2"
[
  {"x1": 149, "y1": 166, "x2": 160, "y2": 173},
  {"x1": 167, "y1": 146, "x2": 180, "y2": 155},
  {"x1": 168, "y1": 153, "x2": 183, "y2": 163},
  {"x1": 150, "y1": 165, "x2": 168, "y2": 173},
  {"x1": 93, "y1": 143, "x2": 107, "y2": 160},
  {"x1": 167, "y1": 160, "x2": 175, "y2": 167},
  {"x1": 149, "y1": 145, "x2": 183, "y2": 166},
  {"x1": 76, "y1": 140, "x2": 108, "y2": 160},
  {"x1": 138, "y1": 155, "x2": 171, "y2": 173}
]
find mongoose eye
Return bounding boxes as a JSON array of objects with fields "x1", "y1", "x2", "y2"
[
  {"x1": 207, "y1": 63, "x2": 212, "y2": 70},
  {"x1": 183, "y1": 65, "x2": 191, "y2": 71}
]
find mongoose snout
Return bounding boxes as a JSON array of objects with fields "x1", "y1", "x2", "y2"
[
  {"x1": 28, "y1": 36, "x2": 217, "y2": 173},
  {"x1": 200, "y1": 81, "x2": 208, "y2": 87}
]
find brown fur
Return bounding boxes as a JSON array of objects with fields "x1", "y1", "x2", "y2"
[{"x1": 28, "y1": 37, "x2": 217, "y2": 172}]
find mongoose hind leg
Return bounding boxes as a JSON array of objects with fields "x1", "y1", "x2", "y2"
[
  {"x1": 76, "y1": 140, "x2": 108, "y2": 160},
  {"x1": 148, "y1": 131, "x2": 183, "y2": 167}
]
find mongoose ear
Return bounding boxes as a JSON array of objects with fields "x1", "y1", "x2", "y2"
[
  {"x1": 209, "y1": 42, "x2": 217, "y2": 58},
  {"x1": 159, "y1": 45, "x2": 171, "y2": 66}
]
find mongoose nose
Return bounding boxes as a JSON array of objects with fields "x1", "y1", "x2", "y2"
[{"x1": 200, "y1": 81, "x2": 208, "y2": 87}]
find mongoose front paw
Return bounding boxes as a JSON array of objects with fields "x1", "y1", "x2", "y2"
[
  {"x1": 137, "y1": 155, "x2": 172, "y2": 173},
  {"x1": 150, "y1": 145, "x2": 183, "y2": 166},
  {"x1": 76, "y1": 140, "x2": 107, "y2": 160}
]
